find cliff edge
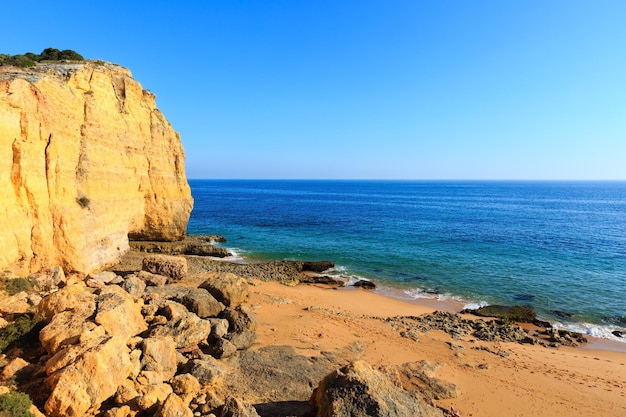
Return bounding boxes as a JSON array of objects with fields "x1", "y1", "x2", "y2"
[{"x1": 0, "y1": 61, "x2": 193, "y2": 275}]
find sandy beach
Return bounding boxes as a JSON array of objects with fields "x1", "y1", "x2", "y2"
[{"x1": 244, "y1": 280, "x2": 626, "y2": 417}]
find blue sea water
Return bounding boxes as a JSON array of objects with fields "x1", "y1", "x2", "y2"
[{"x1": 187, "y1": 180, "x2": 626, "y2": 341}]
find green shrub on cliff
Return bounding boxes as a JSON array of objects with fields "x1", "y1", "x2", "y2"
[
  {"x1": 0, "y1": 48, "x2": 84, "y2": 68},
  {"x1": 1, "y1": 278, "x2": 32, "y2": 296},
  {"x1": 0, "y1": 314, "x2": 42, "y2": 354},
  {"x1": 0, "y1": 391, "x2": 35, "y2": 417}
]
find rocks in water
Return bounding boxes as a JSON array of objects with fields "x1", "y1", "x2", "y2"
[
  {"x1": 199, "y1": 273, "x2": 250, "y2": 307},
  {"x1": 612, "y1": 330, "x2": 624, "y2": 338},
  {"x1": 462, "y1": 305, "x2": 538, "y2": 323},
  {"x1": 353, "y1": 279, "x2": 376, "y2": 290},
  {"x1": 142, "y1": 255, "x2": 188, "y2": 281},
  {"x1": 131, "y1": 235, "x2": 231, "y2": 258},
  {"x1": 301, "y1": 261, "x2": 335, "y2": 273},
  {"x1": 537, "y1": 328, "x2": 588, "y2": 347},
  {"x1": 300, "y1": 275, "x2": 346, "y2": 287},
  {"x1": 310, "y1": 361, "x2": 444, "y2": 417}
]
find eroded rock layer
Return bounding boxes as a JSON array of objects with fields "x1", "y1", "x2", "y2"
[{"x1": 0, "y1": 62, "x2": 193, "y2": 275}]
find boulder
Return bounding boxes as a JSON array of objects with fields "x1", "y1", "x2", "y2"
[
  {"x1": 154, "y1": 393, "x2": 194, "y2": 417},
  {"x1": 0, "y1": 291, "x2": 30, "y2": 314},
  {"x1": 220, "y1": 397, "x2": 261, "y2": 417},
  {"x1": 353, "y1": 280, "x2": 376, "y2": 290},
  {"x1": 221, "y1": 304, "x2": 257, "y2": 334},
  {"x1": 36, "y1": 283, "x2": 96, "y2": 323},
  {"x1": 135, "y1": 383, "x2": 173, "y2": 413},
  {"x1": 171, "y1": 373, "x2": 201, "y2": 405},
  {"x1": 146, "y1": 310, "x2": 213, "y2": 349},
  {"x1": 32, "y1": 266, "x2": 66, "y2": 292},
  {"x1": 199, "y1": 273, "x2": 249, "y2": 307},
  {"x1": 44, "y1": 335, "x2": 133, "y2": 417},
  {"x1": 142, "y1": 255, "x2": 188, "y2": 281},
  {"x1": 181, "y1": 288, "x2": 225, "y2": 318},
  {"x1": 136, "y1": 270, "x2": 168, "y2": 287},
  {"x1": 39, "y1": 309, "x2": 98, "y2": 354},
  {"x1": 183, "y1": 356, "x2": 223, "y2": 385},
  {"x1": 208, "y1": 338, "x2": 238, "y2": 359},
  {"x1": 300, "y1": 261, "x2": 335, "y2": 273},
  {"x1": 310, "y1": 361, "x2": 444, "y2": 417},
  {"x1": 94, "y1": 285, "x2": 147, "y2": 339},
  {"x1": 463, "y1": 305, "x2": 537, "y2": 323},
  {"x1": 141, "y1": 337, "x2": 178, "y2": 382},
  {"x1": 121, "y1": 276, "x2": 147, "y2": 298}
]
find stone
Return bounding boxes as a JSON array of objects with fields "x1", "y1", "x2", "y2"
[
  {"x1": 143, "y1": 255, "x2": 188, "y2": 281},
  {"x1": 39, "y1": 309, "x2": 97, "y2": 354},
  {"x1": 136, "y1": 270, "x2": 168, "y2": 287},
  {"x1": 136, "y1": 383, "x2": 174, "y2": 412},
  {"x1": 0, "y1": 61, "x2": 193, "y2": 276},
  {"x1": 171, "y1": 374, "x2": 201, "y2": 405},
  {"x1": 44, "y1": 335, "x2": 133, "y2": 417},
  {"x1": 181, "y1": 288, "x2": 225, "y2": 318},
  {"x1": 199, "y1": 273, "x2": 249, "y2": 308},
  {"x1": 95, "y1": 285, "x2": 147, "y2": 339},
  {"x1": 89, "y1": 271, "x2": 119, "y2": 285},
  {"x1": 310, "y1": 361, "x2": 444, "y2": 417},
  {"x1": 300, "y1": 261, "x2": 335, "y2": 273},
  {"x1": 462, "y1": 305, "x2": 537, "y2": 323},
  {"x1": 208, "y1": 318, "x2": 229, "y2": 341},
  {"x1": 103, "y1": 405, "x2": 133, "y2": 417},
  {"x1": 154, "y1": 393, "x2": 194, "y2": 417},
  {"x1": 208, "y1": 338, "x2": 238, "y2": 359},
  {"x1": 32, "y1": 265, "x2": 66, "y2": 292},
  {"x1": 0, "y1": 357, "x2": 30, "y2": 382},
  {"x1": 225, "y1": 330, "x2": 256, "y2": 351},
  {"x1": 221, "y1": 304, "x2": 257, "y2": 334},
  {"x1": 220, "y1": 397, "x2": 261, "y2": 417},
  {"x1": 146, "y1": 310, "x2": 213, "y2": 349},
  {"x1": 115, "y1": 379, "x2": 140, "y2": 405},
  {"x1": 36, "y1": 283, "x2": 96, "y2": 323},
  {"x1": 122, "y1": 275, "x2": 147, "y2": 298},
  {"x1": 141, "y1": 337, "x2": 178, "y2": 382},
  {"x1": 0, "y1": 291, "x2": 30, "y2": 313},
  {"x1": 353, "y1": 279, "x2": 376, "y2": 290},
  {"x1": 183, "y1": 356, "x2": 223, "y2": 385}
]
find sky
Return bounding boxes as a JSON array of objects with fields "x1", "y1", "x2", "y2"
[{"x1": 2, "y1": 1, "x2": 625, "y2": 180}]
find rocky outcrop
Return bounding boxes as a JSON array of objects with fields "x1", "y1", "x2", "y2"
[
  {"x1": 0, "y1": 61, "x2": 193, "y2": 275},
  {"x1": 310, "y1": 361, "x2": 444, "y2": 417}
]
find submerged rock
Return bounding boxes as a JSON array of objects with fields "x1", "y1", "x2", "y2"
[{"x1": 462, "y1": 305, "x2": 537, "y2": 323}]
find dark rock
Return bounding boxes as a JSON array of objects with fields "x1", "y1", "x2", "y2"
[
  {"x1": 221, "y1": 304, "x2": 258, "y2": 334},
  {"x1": 300, "y1": 275, "x2": 345, "y2": 287},
  {"x1": 181, "y1": 289, "x2": 225, "y2": 318},
  {"x1": 130, "y1": 235, "x2": 231, "y2": 257},
  {"x1": 225, "y1": 329, "x2": 257, "y2": 350},
  {"x1": 612, "y1": 330, "x2": 624, "y2": 338},
  {"x1": 300, "y1": 261, "x2": 335, "y2": 273},
  {"x1": 207, "y1": 337, "x2": 238, "y2": 359},
  {"x1": 551, "y1": 310, "x2": 575, "y2": 320},
  {"x1": 462, "y1": 305, "x2": 537, "y2": 323},
  {"x1": 310, "y1": 361, "x2": 444, "y2": 417},
  {"x1": 183, "y1": 355, "x2": 223, "y2": 385},
  {"x1": 353, "y1": 280, "x2": 376, "y2": 290}
]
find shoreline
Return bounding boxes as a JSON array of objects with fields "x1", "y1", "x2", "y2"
[{"x1": 211, "y1": 245, "x2": 626, "y2": 352}]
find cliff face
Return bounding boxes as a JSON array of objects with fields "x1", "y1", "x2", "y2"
[{"x1": 0, "y1": 61, "x2": 193, "y2": 275}]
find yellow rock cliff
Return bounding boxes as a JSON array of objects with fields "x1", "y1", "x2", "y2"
[{"x1": 0, "y1": 61, "x2": 193, "y2": 275}]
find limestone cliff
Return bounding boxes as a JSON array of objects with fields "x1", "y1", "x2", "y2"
[{"x1": 0, "y1": 61, "x2": 193, "y2": 275}]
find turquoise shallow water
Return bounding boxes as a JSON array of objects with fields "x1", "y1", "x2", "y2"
[{"x1": 187, "y1": 180, "x2": 626, "y2": 341}]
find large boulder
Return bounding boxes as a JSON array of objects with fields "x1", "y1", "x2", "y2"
[
  {"x1": 142, "y1": 255, "x2": 188, "y2": 281},
  {"x1": 94, "y1": 285, "x2": 147, "y2": 339},
  {"x1": 199, "y1": 273, "x2": 249, "y2": 307},
  {"x1": 39, "y1": 309, "x2": 98, "y2": 355},
  {"x1": 146, "y1": 309, "x2": 213, "y2": 349},
  {"x1": 44, "y1": 335, "x2": 133, "y2": 417},
  {"x1": 141, "y1": 337, "x2": 178, "y2": 382},
  {"x1": 310, "y1": 361, "x2": 444, "y2": 417},
  {"x1": 154, "y1": 393, "x2": 194, "y2": 417},
  {"x1": 36, "y1": 283, "x2": 96, "y2": 323}
]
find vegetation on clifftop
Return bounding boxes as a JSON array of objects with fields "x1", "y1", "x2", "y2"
[{"x1": 0, "y1": 48, "x2": 84, "y2": 68}]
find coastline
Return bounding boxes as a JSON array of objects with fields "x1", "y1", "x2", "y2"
[
  {"x1": 212, "y1": 243, "x2": 626, "y2": 353},
  {"x1": 113, "y1": 244, "x2": 626, "y2": 416}
]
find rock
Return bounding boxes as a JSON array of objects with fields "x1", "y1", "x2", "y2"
[
  {"x1": 36, "y1": 283, "x2": 96, "y2": 323},
  {"x1": 300, "y1": 261, "x2": 335, "y2": 273},
  {"x1": 221, "y1": 304, "x2": 257, "y2": 334},
  {"x1": 310, "y1": 361, "x2": 444, "y2": 417},
  {"x1": 89, "y1": 271, "x2": 119, "y2": 285},
  {"x1": 94, "y1": 285, "x2": 147, "y2": 339},
  {"x1": 142, "y1": 255, "x2": 188, "y2": 281},
  {"x1": 171, "y1": 374, "x2": 201, "y2": 404},
  {"x1": 44, "y1": 335, "x2": 133, "y2": 417},
  {"x1": 115, "y1": 379, "x2": 140, "y2": 404},
  {"x1": 0, "y1": 61, "x2": 193, "y2": 276},
  {"x1": 32, "y1": 265, "x2": 66, "y2": 292},
  {"x1": 199, "y1": 273, "x2": 249, "y2": 307},
  {"x1": 612, "y1": 330, "x2": 624, "y2": 338},
  {"x1": 141, "y1": 337, "x2": 178, "y2": 382},
  {"x1": 392, "y1": 361, "x2": 459, "y2": 400},
  {"x1": 300, "y1": 275, "x2": 345, "y2": 287},
  {"x1": 122, "y1": 275, "x2": 147, "y2": 298},
  {"x1": 0, "y1": 357, "x2": 30, "y2": 382},
  {"x1": 183, "y1": 356, "x2": 223, "y2": 385},
  {"x1": 208, "y1": 338, "x2": 238, "y2": 359},
  {"x1": 39, "y1": 309, "x2": 98, "y2": 354},
  {"x1": 208, "y1": 318, "x2": 229, "y2": 341},
  {"x1": 220, "y1": 397, "x2": 261, "y2": 417},
  {"x1": 181, "y1": 288, "x2": 225, "y2": 318},
  {"x1": 103, "y1": 405, "x2": 133, "y2": 417},
  {"x1": 136, "y1": 270, "x2": 168, "y2": 287},
  {"x1": 353, "y1": 279, "x2": 376, "y2": 290},
  {"x1": 135, "y1": 383, "x2": 174, "y2": 412},
  {"x1": 130, "y1": 236, "x2": 231, "y2": 258},
  {"x1": 225, "y1": 330, "x2": 257, "y2": 351},
  {"x1": 462, "y1": 305, "x2": 537, "y2": 323},
  {"x1": 0, "y1": 291, "x2": 30, "y2": 313},
  {"x1": 154, "y1": 393, "x2": 194, "y2": 417},
  {"x1": 146, "y1": 310, "x2": 213, "y2": 349}
]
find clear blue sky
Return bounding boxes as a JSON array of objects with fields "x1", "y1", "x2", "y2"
[{"x1": 3, "y1": 1, "x2": 625, "y2": 179}]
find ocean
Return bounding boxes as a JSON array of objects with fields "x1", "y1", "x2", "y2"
[{"x1": 187, "y1": 180, "x2": 626, "y2": 342}]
